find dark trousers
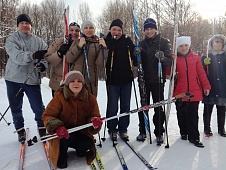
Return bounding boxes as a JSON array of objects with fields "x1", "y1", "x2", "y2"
[
  {"x1": 5, "y1": 80, "x2": 45, "y2": 129},
  {"x1": 58, "y1": 132, "x2": 93, "y2": 161},
  {"x1": 138, "y1": 83, "x2": 165, "y2": 137},
  {"x1": 106, "y1": 83, "x2": 132, "y2": 133},
  {"x1": 203, "y1": 104, "x2": 225, "y2": 132},
  {"x1": 175, "y1": 101, "x2": 200, "y2": 141}
]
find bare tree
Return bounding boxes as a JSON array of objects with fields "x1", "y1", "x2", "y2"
[{"x1": 77, "y1": 2, "x2": 93, "y2": 23}]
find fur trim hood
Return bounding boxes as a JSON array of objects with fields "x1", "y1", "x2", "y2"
[{"x1": 208, "y1": 34, "x2": 226, "y2": 55}]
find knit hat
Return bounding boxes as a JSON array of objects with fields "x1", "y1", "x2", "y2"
[
  {"x1": 143, "y1": 18, "x2": 157, "y2": 31},
  {"x1": 17, "y1": 14, "x2": 32, "y2": 27},
  {"x1": 63, "y1": 71, "x2": 84, "y2": 85},
  {"x1": 176, "y1": 36, "x2": 191, "y2": 49},
  {"x1": 109, "y1": 19, "x2": 123, "y2": 29},
  {"x1": 81, "y1": 20, "x2": 95, "y2": 32},
  {"x1": 69, "y1": 22, "x2": 80, "y2": 28}
]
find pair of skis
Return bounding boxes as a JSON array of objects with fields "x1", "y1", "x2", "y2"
[
  {"x1": 18, "y1": 128, "x2": 54, "y2": 170},
  {"x1": 112, "y1": 134, "x2": 156, "y2": 170}
]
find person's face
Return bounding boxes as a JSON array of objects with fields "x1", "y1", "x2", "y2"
[
  {"x1": 212, "y1": 41, "x2": 223, "y2": 52},
  {"x1": 69, "y1": 26, "x2": 80, "y2": 40},
  {"x1": 144, "y1": 28, "x2": 156, "y2": 38},
  {"x1": 83, "y1": 24, "x2": 95, "y2": 38},
  {"x1": 178, "y1": 44, "x2": 190, "y2": 54},
  {"x1": 68, "y1": 79, "x2": 83, "y2": 96},
  {"x1": 109, "y1": 26, "x2": 122, "y2": 40},
  {"x1": 18, "y1": 21, "x2": 32, "y2": 34}
]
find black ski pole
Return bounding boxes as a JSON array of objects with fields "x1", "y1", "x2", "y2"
[
  {"x1": 101, "y1": 46, "x2": 114, "y2": 142},
  {"x1": 0, "y1": 61, "x2": 40, "y2": 123}
]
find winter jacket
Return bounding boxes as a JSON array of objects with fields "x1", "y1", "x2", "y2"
[
  {"x1": 42, "y1": 85, "x2": 101, "y2": 168},
  {"x1": 66, "y1": 35, "x2": 108, "y2": 97},
  {"x1": 45, "y1": 38, "x2": 64, "y2": 91},
  {"x1": 173, "y1": 50, "x2": 211, "y2": 101},
  {"x1": 202, "y1": 34, "x2": 226, "y2": 106},
  {"x1": 5, "y1": 31, "x2": 47, "y2": 84},
  {"x1": 105, "y1": 34, "x2": 137, "y2": 85},
  {"x1": 140, "y1": 34, "x2": 172, "y2": 84}
]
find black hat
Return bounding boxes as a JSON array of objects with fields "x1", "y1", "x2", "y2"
[
  {"x1": 143, "y1": 18, "x2": 157, "y2": 31},
  {"x1": 109, "y1": 19, "x2": 123, "y2": 29},
  {"x1": 69, "y1": 22, "x2": 80, "y2": 28},
  {"x1": 17, "y1": 14, "x2": 32, "y2": 27}
]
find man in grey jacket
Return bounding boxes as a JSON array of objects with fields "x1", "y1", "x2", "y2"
[{"x1": 4, "y1": 14, "x2": 48, "y2": 143}]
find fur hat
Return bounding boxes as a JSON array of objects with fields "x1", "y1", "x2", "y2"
[
  {"x1": 63, "y1": 71, "x2": 84, "y2": 85},
  {"x1": 143, "y1": 18, "x2": 157, "y2": 31},
  {"x1": 17, "y1": 14, "x2": 32, "y2": 26},
  {"x1": 81, "y1": 20, "x2": 95, "y2": 32},
  {"x1": 176, "y1": 36, "x2": 191, "y2": 49},
  {"x1": 109, "y1": 19, "x2": 123, "y2": 29}
]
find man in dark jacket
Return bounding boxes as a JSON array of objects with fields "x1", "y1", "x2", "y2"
[
  {"x1": 105, "y1": 19, "x2": 137, "y2": 141},
  {"x1": 137, "y1": 18, "x2": 172, "y2": 145}
]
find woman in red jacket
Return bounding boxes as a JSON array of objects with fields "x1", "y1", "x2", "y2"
[{"x1": 173, "y1": 36, "x2": 211, "y2": 148}]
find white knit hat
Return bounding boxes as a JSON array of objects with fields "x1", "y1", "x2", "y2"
[
  {"x1": 176, "y1": 36, "x2": 191, "y2": 49},
  {"x1": 63, "y1": 71, "x2": 84, "y2": 85},
  {"x1": 81, "y1": 20, "x2": 95, "y2": 32}
]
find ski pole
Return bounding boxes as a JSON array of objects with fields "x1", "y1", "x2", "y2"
[
  {"x1": 101, "y1": 46, "x2": 114, "y2": 142},
  {"x1": 35, "y1": 92, "x2": 192, "y2": 144},
  {"x1": 132, "y1": 4, "x2": 152, "y2": 143},
  {"x1": 0, "y1": 62, "x2": 41, "y2": 123}
]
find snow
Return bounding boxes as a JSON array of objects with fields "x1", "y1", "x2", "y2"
[{"x1": 0, "y1": 77, "x2": 225, "y2": 170}]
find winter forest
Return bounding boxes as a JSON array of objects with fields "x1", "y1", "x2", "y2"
[{"x1": 1, "y1": 0, "x2": 226, "y2": 63}]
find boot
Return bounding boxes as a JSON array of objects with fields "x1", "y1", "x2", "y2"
[
  {"x1": 218, "y1": 130, "x2": 226, "y2": 137},
  {"x1": 57, "y1": 156, "x2": 68, "y2": 169},
  {"x1": 156, "y1": 135, "x2": 163, "y2": 146},
  {"x1": 136, "y1": 133, "x2": 147, "y2": 142},
  {"x1": 17, "y1": 128, "x2": 26, "y2": 144},
  {"x1": 38, "y1": 126, "x2": 46, "y2": 138},
  {"x1": 110, "y1": 132, "x2": 117, "y2": 141},
  {"x1": 189, "y1": 139, "x2": 204, "y2": 148},
  {"x1": 119, "y1": 132, "x2": 129, "y2": 141}
]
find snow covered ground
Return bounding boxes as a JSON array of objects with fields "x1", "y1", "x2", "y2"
[{"x1": 0, "y1": 77, "x2": 225, "y2": 170}]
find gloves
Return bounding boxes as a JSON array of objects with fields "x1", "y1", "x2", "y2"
[
  {"x1": 91, "y1": 117, "x2": 105, "y2": 129},
  {"x1": 55, "y1": 126, "x2": 69, "y2": 139},
  {"x1": 204, "y1": 58, "x2": 211, "y2": 65},
  {"x1": 134, "y1": 47, "x2": 141, "y2": 56},
  {"x1": 57, "y1": 43, "x2": 71, "y2": 58},
  {"x1": 33, "y1": 50, "x2": 47, "y2": 60},
  {"x1": 36, "y1": 59, "x2": 48, "y2": 72},
  {"x1": 155, "y1": 51, "x2": 165, "y2": 60}
]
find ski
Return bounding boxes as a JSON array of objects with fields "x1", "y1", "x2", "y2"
[
  {"x1": 18, "y1": 128, "x2": 29, "y2": 170},
  {"x1": 118, "y1": 134, "x2": 156, "y2": 170},
  {"x1": 91, "y1": 161, "x2": 98, "y2": 170},
  {"x1": 62, "y1": 5, "x2": 69, "y2": 82},
  {"x1": 37, "y1": 129, "x2": 55, "y2": 170},
  {"x1": 131, "y1": 1, "x2": 152, "y2": 144},
  {"x1": 113, "y1": 141, "x2": 128, "y2": 170},
  {"x1": 37, "y1": 92, "x2": 193, "y2": 143},
  {"x1": 96, "y1": 150, "x2": 105, "y2": 170},
  {"x1": 165, "y1": 3, "x2": 179, "y2": 128}
]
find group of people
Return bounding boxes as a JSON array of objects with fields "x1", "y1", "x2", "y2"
[{"x1": 4, "y1": 13, "x2": 226, "y2": 169}]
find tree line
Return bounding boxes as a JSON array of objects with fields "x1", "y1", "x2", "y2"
[{"x1": 0, "y1": 0, "x2": 226, "y2": 76}]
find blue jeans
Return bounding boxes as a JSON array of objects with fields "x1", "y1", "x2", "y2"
[
  {"x1": 5, "y1": 80, "x2": 45, "y2": 129},
  {"x1": 106, "y1": 83, "x2": 132, "y2": 133}
]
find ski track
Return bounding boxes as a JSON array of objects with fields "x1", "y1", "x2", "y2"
[{"x1": 0, "y1": 78, "x2": 226, "y2": 170}]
